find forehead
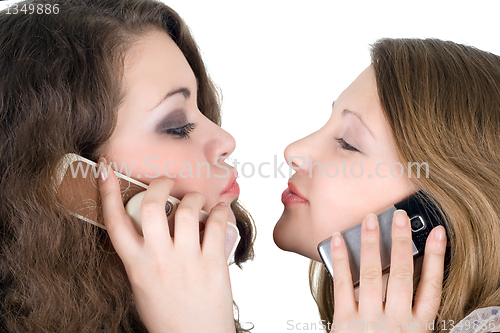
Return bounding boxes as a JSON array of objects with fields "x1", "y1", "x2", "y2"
[
  {"x1": 334, "y1": 66, "x2": 398, "y2": 155},
  {"x1": 121, "y1": 29, "x2": 196, "y2": 106},
  {"x1": 335, "y1": 67, "x2": 389, "y2": 133},
  {"x1": 336, "y1": 66, "x2": 379, "y2": 116},
  {"x1": 124, "y1": 29, "x2": 185, "y2": 70}
]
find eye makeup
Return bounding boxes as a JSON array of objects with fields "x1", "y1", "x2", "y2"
[
  {"x1": 155, "y1": 109, "x2": 188, "y2": 131},
  {"x1": 155, "y1": 109, "x2": 197, "y2": 138},
  {"x1": 165, "y1": 122, "x2": 196, "y2": 139}
]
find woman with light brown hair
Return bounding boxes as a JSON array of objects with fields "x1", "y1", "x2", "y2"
[
  {"x1": 275, "y1": 38, "x2": 500, "y2": 332},
  {"x1": 0, "y1": 0, "x2": 254, "y2": 332}
]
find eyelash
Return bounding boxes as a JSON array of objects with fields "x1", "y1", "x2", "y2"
[
  {"x1": 335, "y1": 138, "x2": 359, "y2": 152},
  {"x1": 165, "y1": 122, "x2": 197, "y2": 139}
]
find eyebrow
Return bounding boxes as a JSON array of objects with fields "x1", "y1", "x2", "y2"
[
  {"x1": 148, "y1": 87, "x2": 191, "y2": 112},
  {"x1": 332, "y1": 100, "x2": 376, "y2": 140}
]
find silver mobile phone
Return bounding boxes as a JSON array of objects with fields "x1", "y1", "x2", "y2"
[{"x1": 317, "y1": 192, "x2": 448, "y2": 287}]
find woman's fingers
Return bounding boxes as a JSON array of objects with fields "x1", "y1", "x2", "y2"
[
  {"x1": 329, "y1": 208, "x2": 446, "y2": 333},
  {"x1": 140, "y1": 177, "x2": 175, "y2": 249},
  {"x1": 174, "y1": 192, "x2": 205, "y2": 255},
  {"x1": 358, "y1": 213, "x2": 384, "y2": 313},
  {"x1": 330, "y1": 232, "x2": 357, "y2": 316},
  {"x1": 97, "y1": 158, "x2": 141, "y2": 259},
  {"x1": 385, "y1": 210, "x2": 414, "y2": 315},
  {"x1": 98, "y1": 157, "x2": 235, "y2": 332},
  {"x1": 413, "y1": 225, "x2": 447, "y2": 319},
  {"x1": 202, "y1": 202, "x2": 229, "y2": 263}
]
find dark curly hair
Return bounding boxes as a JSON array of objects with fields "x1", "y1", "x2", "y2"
[{"x1": 0, "y1": 0, "x2": 255, "y2": 331}]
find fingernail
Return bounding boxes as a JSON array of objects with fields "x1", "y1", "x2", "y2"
[
  {"x1": 332, "y1": 232, "x2": 342, "y2": 247},
  {"x1": 217, "y1": 202, "x2": 227, "y2": 207},
  {"x1": 394, "y1": 209, "x2": 408, "y2": 227},
  {"x1": 98, "y1": 157, "x2": 108, "y2": 181},
  {"x1": 365, "y1": 213, "x2": 377, "y2": 230},
  {"x1": 434, "y1": 226, "x2": 446, "y2": 241}
]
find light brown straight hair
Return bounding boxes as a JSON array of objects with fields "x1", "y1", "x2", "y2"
[{"x1": 310, "y1": 38, "x2": 500, "y2": 332}]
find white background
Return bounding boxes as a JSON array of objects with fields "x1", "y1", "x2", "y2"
[{"x1": 2, "y1": 1, "x2": 500, "y2": 332}]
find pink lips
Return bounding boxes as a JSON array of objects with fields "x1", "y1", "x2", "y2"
[
  {"x1": 221, "y1": 171, "x2": 240, "y2": 198},
  {"x1": 281, "y1": 182, "x2": 309, "y2": 206}
]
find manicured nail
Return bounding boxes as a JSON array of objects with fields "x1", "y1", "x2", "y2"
[
  {"x1": 98, "y1": 157, "x2": 108, "y2": 181},
  {"x1": 394, "y1": 209, "x2": 408, "y2": 227},
  {"x1": 332, "y1": 232, "x2": 342, "y2": 247},
  {"x1": 365, "y1": 213, "x2": 378, "y2": 230},
  {"x1": 434, "y1": 226, "x2": 446, "y2": 241}
]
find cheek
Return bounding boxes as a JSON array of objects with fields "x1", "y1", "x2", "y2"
[
  {"x1": 299, "y1": 160, "x2": 415, "y2": 255},
  {"x1": 106, "y1": 137, "x2": 205, "y2": 189},
  {"x1": 106, "y1": 138, "x2": 230, "y2": 213},
  {"x1": 305, "y1": 175, "x2": 362, "y2": 251}
]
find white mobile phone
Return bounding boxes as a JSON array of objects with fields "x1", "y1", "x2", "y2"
[
  {"x1": 317, "y1": 192, "x2": 448, "y2": 287},
  {"x1": 55, "y1": 153, "x2": 240, "y2": 264}
]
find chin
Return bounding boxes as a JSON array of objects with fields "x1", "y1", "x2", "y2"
[
  {"x1": 273, "y1": 209, "x2": 322, "y2": 262},
  {"x1": 272, "y1": 209, "x2": 293, "y2": 250}
]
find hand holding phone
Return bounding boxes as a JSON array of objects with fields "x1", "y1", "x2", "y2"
[
  {"x1": 317, "y1": 192, "x2": 449, "y2": 286},
  {"x1": 56, "y1": 153, "x2": 240, "y2": 264},
  {"x1": 95, "y1": 157, "x2": 236, "y2": 333},
  {"x1": 324, "y1": 205, "x2": 448, "y2": 333}
]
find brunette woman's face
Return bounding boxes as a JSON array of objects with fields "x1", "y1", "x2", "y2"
[
  {"x1": 274, "y1": 66, "x2": 417, "y2": 261},
  {"x1": 104, "y1": 30, "x2": 239, "y2": 222}
]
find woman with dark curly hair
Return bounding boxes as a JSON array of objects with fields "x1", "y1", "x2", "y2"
[{"x1": 0, "y1": 0, "x2": 255, "y2": 331}]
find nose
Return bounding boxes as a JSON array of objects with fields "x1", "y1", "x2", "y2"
[
  {"x1": 284, "y1": 133, "x2": 317, "y2": 173},
  {"x1": 204, "y1": 119, "x2": 236, "y2": 165}
]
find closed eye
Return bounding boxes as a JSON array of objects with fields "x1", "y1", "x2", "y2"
[
  {"x1": 165, "y1": 122, "x2": 197, "y2": 139},
  {"x1": 335, "y1": 138, "x2": 359, "y2": 152}
]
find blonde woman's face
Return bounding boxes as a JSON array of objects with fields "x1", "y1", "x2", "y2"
[
  {"x1": 104, "y1": 30, "x2": 239, "y2": 222},
  {"x1": 274, "y1": 65, "x2": 417, "y2": 261}
]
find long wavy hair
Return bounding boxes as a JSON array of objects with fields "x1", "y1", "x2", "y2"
[
  {"x1": 309, "y1": 38, "x2": 500, "y2": 332},
  {"x1": 0, "y1": 0, "x2": 255, "y2": 331}
]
